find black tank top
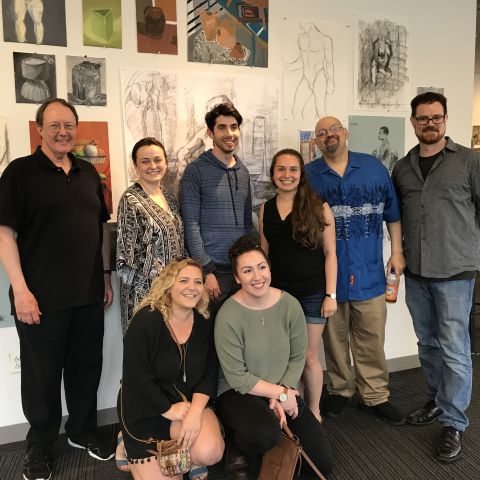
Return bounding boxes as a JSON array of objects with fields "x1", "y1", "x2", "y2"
[{"x1": 263, "y1": 196, "x2": 326, "y2": 298}]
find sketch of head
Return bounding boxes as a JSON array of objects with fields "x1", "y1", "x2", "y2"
[
  {"x1": 378, "y1": 126, "x2": 389, "y2": 140},
  {"x1": 410, "y1": 92, "x2": 447, "y2": 117},
  {"x1": 205, "y1": 102, "x2": 243, "y2": 131},
  {"x1": 35, "y1": 98, "x2": 78, "y2": 126},
  {"x1": 314, "y1": 116, "x2": 348, "y2": 156},
  {"x1": 131, "y1": 137, "x2": 167, "y2": 165},
  {"x1": 205, "y1": 95, "x2": 231, "y2": 113}
]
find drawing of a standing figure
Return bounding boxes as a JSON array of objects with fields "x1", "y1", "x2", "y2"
[{"x1": 13, "y1": 0, "x2": 44, "y2": 44}]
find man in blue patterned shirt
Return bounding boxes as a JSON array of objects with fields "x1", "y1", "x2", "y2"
[{"x1": 306, "y1": 116, "x2": 405, "y2": 425}]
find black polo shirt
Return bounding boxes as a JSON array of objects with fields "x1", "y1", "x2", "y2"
[{"x1": 0, "y1": 146, "x2": 110, "y2": 314}]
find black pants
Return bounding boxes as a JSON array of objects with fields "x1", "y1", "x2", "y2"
[
  {"x1": 216, "y1": 390, "x2": 334, "y2": 477},
  {"x1": 209, "y1": 266, "x2": 240, "y2": 320},
  {"x1": 15, "y1": 303, "x2": 104, "y2": 447}
]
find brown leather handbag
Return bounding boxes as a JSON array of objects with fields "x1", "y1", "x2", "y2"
[{"x1": 258, "y1": 424, "x2": 327, "y2": 480}]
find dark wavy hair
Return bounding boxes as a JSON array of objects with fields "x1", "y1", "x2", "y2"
[
  {"x1": 270, "y1": 148, "x2": 328, "y2": 249},
  {"x1": 411, "y1": 92, "x2": 447, "y2": 117},
  {"x1": 229, "y1": 235, "x2": 269, "y2": 275},
  {"x1": 205, "y1": 102, "x2": 243, "y2": 131},
  {"x1": 131, "y1": 137, "x2": 167, "y2": 165}
]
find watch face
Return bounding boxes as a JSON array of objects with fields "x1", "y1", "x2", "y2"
[
  {"x1": 279, "y1": 393, "x2": 288, "y2": 402},
  {"x1": 330, "y1": 293, "x2": 336, "y2": 300}
]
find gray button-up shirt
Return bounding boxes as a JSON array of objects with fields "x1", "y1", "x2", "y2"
[{"x1": 392, "y1": 137, "x2": 480, "y2": 278}]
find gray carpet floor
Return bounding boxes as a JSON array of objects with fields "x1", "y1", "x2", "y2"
[{"x1": 1, "y1": 356, "x2": 479, "y2": 480}]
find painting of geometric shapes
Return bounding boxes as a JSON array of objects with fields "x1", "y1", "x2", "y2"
[
  {"x1": 2, "y1": 0, "x2": 67, "y2": 46},
  {"x1": 83, "y1": 0, "x2": 122, "y2": 48},
  {"x1": 136, "y1": 0, "x2": 178, "y2": 54},
  {"x1": 187, "y1": 0, "x2": 268, "y2": 67},
  {"x1": 348, "y1": 115, "x2": 405, "y2": 174},
  {"x1": 13, "y1": 52, "x2": 56, "y2": 104},
  {"x1": 354, "y1": 18, "x2": 410, "y2": 109},
  {"x1": 67, "y1": 56, "x2": 107, "y2": 106},
  {"x1": 0, "y1": 116, "x2": 10, "y2": 176},
  {"x1": 120, "y1": 68, "x2": 279, "y2": 210},
  {"x1": 29, "y1": 121, "x2": 113, "y2": 213}
]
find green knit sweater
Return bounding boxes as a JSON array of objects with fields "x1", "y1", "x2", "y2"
[{"x1": 214, "y1": 291, "x2": 307, "y2": 397}]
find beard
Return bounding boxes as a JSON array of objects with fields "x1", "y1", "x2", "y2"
[
  {"x1": 417, "y1": 127, "x2": 445, "y2": 145},
  {"x1": 324, "y1": 135, "x2": 340, "y2": 154}
]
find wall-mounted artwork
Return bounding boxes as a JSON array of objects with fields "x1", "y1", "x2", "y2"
[
  {"x1": 187, "y1": 0, "x2": 268, "y2": 67},
  {"x1": 416, "y1": 86, "x2": 444, "y2": 95},
  {"x1": 472, "y1": 126, "x2": 480, "y2": 151},
  {"x1": 354, "y1": 18, "x2": 410, "y2": 109},
  {"x1": 348, "y1": 115, "x2": 405, "y2": 173},
  {"x1": 136, "y1": 0, "x2": 178, "y2": 54},
  {"x1": 283, "y1": 19, "x2": 349, "y2": 127},
  {"x1": 67, "y1": 56, "x2": 107, "y2": 106},
  {"x1": 298, "y1": 130, "x2": 316, "y2": 165},
  {"x1": 2, "y1": 0, "x2": 67, "y2": 46},
  {"x1": 83, "y1": 0, "x2": 122, "y2": 49},
  {"x1": 121, "y1": 68, "x2": 279, "y2": 209},
  {"x1": 29, "y1": 121, "x2": 113, "y2": 213},
  {"x1": 13, "y1": 52, "x2": 56, "y2": 104},
  {"x1": 0, "y1": 116, "x2": 10, "y2": 176}
]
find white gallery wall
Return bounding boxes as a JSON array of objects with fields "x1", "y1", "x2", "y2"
[{"x1": 0, "y1": 0, "x2": 477, "y2": 434}]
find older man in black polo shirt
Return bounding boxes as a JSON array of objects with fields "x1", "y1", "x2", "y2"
[{"x1": 0, "y1": 98, "x2": 114, "y2": 480}]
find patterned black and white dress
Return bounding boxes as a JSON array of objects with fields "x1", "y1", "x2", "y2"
[{"x1": 116, "y1": 183, "x2": 184, "y2": 334}]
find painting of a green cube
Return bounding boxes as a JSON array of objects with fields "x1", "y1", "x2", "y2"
[{"x1": 83, "y1": 0, "x2": 122, "y2": 48}]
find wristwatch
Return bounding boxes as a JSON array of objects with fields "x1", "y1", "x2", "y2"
[
  {"x1": 325, "y1": 293, "x2": 336, "y2": 300},
  {"x1": 279, "y1": 385, "x2": 288, "y2": 402}
]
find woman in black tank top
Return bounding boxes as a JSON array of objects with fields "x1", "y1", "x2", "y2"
[{"x1": 259, "y1": 148, "x2": 337, "y2": 422}]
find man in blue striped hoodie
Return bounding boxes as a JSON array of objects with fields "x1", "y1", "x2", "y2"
[{"x1": 180, "y1": 102, "x2": 252, "y2": 317}]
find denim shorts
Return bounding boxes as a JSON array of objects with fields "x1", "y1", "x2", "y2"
[{"x1": 298, "y1": 290, "x2": 327, "y2": 325}]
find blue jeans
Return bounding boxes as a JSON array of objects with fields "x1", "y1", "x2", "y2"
[{"x1": 405, "y1": 276, "x2": 474, "y2": 431}]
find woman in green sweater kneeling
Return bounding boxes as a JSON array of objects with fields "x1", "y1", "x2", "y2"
[{"x1": 214, "y1": 235, "x2": 334, "y2": 479}]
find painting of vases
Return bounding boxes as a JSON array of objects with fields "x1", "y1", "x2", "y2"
[
  {"x1": 67, "y1": 56, "x2": 107, "y2": 106},
  {"x1": 13, "y1": 52, "x2": 56, "y2": 104}
]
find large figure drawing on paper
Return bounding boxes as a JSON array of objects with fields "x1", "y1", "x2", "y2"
[
  {"x1": 356, "y1": 19, "x2": 409, "y2": 108},
  {"x1": 121, "y1": 68, "x2": 279, "y2": 210}
]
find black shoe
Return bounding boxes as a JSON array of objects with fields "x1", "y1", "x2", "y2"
[
  {"x1": 325, "y1": 394, "x2": 349, "y2": 417},
  {"x1": 435, "y1": 426, "x2": 462, "y2": 463},
  {"x1": 372, "y1": 401, "x2": 406, "y2": 426},
  {"x1": 225, "y1": 439, "x2": 249, "y2": 480},
  {"x1": 407, "y1": 400, "x2": 442, "y2": 425},
  {"x1": 68, "y1": 432, "x2": 114, "y2": 461},
  {"x1": 23, "y1": 445, "x2": 53, "y2": 480}
]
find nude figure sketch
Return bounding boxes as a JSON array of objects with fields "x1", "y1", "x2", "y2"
[
  {"x1": 371, "y1": 126, "x2": 398, "y2": 173},
  {"x1": 286, "y1": 23, "x2": 334, "y2": 120},
  {"x1": 13, "y1": 0, "x2": 44, "y2": 44},
  {"x1": 357, "y1": 19, "x2": 409, "y2": 108}
]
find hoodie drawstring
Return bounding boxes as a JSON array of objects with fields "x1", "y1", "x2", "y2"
[{"x1": 227, "y1": 170, "x2": 238, "y2": 225}]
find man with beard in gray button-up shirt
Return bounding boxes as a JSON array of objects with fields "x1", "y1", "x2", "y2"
[{"x1": 392, "y1": 91, "x2": 480, "y2": 465}]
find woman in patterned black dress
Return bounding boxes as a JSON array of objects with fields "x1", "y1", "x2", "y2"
[{"x1": 116, "y1": 137, "x2": 185, "y2": 335}]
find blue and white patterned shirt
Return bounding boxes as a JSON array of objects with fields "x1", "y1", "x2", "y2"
[{"x1": 306, "y1": 152, "x2": 401, "y2": 302}]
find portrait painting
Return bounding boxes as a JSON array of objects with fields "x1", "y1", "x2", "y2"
[
  {"x1": 136, "y1": 0, "x2": 178, "y2": 54},
  {"x1": 187, "y1": 0, "x2": 268, "y2": 67},
  {"x1": 13, "y1": 51, "x2": 57, "y2": 104}
]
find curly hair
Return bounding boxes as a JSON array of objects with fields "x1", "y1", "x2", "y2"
[
  {"x1": 270, "y1": 148, "x2": 328, "y2": 249},
  {"x1": 134, "y1": 258, "x2": 210, "y2": 320},
  {"x1": 229, "y1": 234, "x2": 269, "y2": 275}
]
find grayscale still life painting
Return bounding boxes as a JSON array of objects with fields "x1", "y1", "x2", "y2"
[
  {"x1": 13, "y1": 52, "x2": 57, "y2": 104},
  {"x1": 67, "y1": 56, "x2": 107, "y2": 106},
  {"x1": 2, "y1": 0, "x2": 67, "y2": 46}
]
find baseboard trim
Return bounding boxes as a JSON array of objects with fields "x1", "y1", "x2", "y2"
[
  {"x1": 0, "y1": 407, "x2": 118, "y2": 446},
  {"x1": 0, "y1": 354, "x2": 421, "y2": 446}
]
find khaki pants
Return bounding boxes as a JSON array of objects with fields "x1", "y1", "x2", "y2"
[{"x1": 323, "y1": 294, "x2": 389, "y2": 406}]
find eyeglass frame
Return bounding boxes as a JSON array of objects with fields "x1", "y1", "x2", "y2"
[
  {"x1": 413, "y1": 114, "x2": 446, "y2": 126},
  {"x1": 46, "y1": 122, "x2": 77, "y2": 133},
  {"x1": 315, "y1": 124, "x2": 344, "y2": 139}
]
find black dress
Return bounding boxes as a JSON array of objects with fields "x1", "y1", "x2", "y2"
[{"x1": 118, "y1": 306, "x2": 217, "y2": 460}]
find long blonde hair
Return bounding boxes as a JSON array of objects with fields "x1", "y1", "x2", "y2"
[{"x1": 134, "y1": 258, "x2": 210, "y2": 320}]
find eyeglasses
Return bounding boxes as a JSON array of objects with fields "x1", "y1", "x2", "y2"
[
  {"x1": 414, "y1": 115, "x2": 445, "y2": 126},
  {"x1": 315, "y1": 124, "x2": 343, "y2": 139},
  {"x1": 47, "y1": 122, "x2": 77, "y2": 132}
]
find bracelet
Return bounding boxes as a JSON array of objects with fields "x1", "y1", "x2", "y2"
[{"x1": 103, "y1": 269, "x2": 111, "y2": 275}]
